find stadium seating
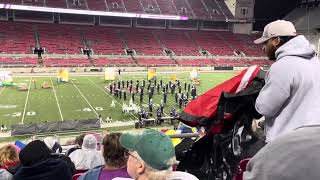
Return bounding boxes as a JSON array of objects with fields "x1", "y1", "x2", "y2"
[
  {"x1": 187, "y1": 0, "x2": 210, "y2": 19},
  {"x1": 201, "y1": 0, "x2": 226, "y2": 20},
  {"x1": 122, "y1": 29, "x2": 162, "y2": 55},
  {"x1": 154, "y1": 30, "x2": 199, "y2": 56},
  {"x1": 0, "y1": 0, "x2": 19, "y2": 4},
  {"x1": 86, "y1": 0, "x2": 107, "y2": 11},
  {"x1": 46, "y1": 0, "x2": 67, "y2": 8},
  {"x1": 176, "y1": 59, "x2": 215, "y2": 66},
  {"x1": 136, "y1": 58, "x2": 176, "y2": 66},
  {"x1": 23, "y1": 0, "x2": 46, "y2": 6},
  {"x1": 0, "y1": 0, "x2": 234, "y2": 20},
  {"x1": 0, "y1": 57, "x2": 38, "y2": 66},
  {"x1": 189, "y1": 31, "x2": 235, "y2": 56},
  {"x1": 155, "y1": 0, "x2": 178, "y2": 15},
  {"x1": 0, "y1": 22, "x2": 35, "y2": 54},
  {"x1": 122, "y1": 0, "x2": 143, "y2": 13},
  {"x1": 43, "y1": 58, "x2": 91, "y2": 67},
  {"x1": 82, "y1": 27, "x2": 125, "y2": 55},
  {"x1": 66, "y1": 0, "x2": 89, "y2": 10},
  {"x1": 37, "y1": 24, "x2": 83, "y2": 54},
  {"x1": 172, "y1": 0, "x2": 194, "y2": 17},
  {"x1": 140, "y1": 0, "x2": 161, "y2": 14},
  {"x1": 93, "y1": 58, "x2": 136, "y2": 66},
  {"x1": 105, "y1": 0, "x2": 126, "y2": 12},
  {"x1": 216, "y1": 0, "x2": 234, "y2": 19}
]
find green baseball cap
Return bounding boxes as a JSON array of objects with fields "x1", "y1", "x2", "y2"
[{"x1": 120, "y1": 128, "x2": 175, "y2": 170}]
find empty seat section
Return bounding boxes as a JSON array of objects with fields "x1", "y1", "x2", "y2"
[
  {"x1": 93, "y1": 58, "x2": 135, "y2": 66},
  {"x1": 190, "y1": 31, "x2": 234, "y2": 56},
  {"x1": 140, "y1": 0, "x2": 161, "y2": 14},
  {"x1": 136, "y1": 58, "x2": 176, "y2": 66},
  {"x1": 176, "y1": 59, "x2": 214, "y2": 66},
  {"x1": 123, "y1": 29, "x2": 162, "y2": 55},
  {"x1": 46, "y1": 0, "x2": 66, "y2": 8},
  {"x1": 87, "y1": 0, "x2": 107, "y2": 11},
  {"x1": 201, "y1": 0, "x2": 225, "y2": 20},
  {"x1": 23, "y1": 0, "x2": 46, "y2": 6},
  {"x1": 82, "y1": 27, "x2": 124, "y2": 55},
  {"x1": 0, "y1": 57, "x2": 38, "y2": 65},
  {"x1": 43, "y1": 58, "x2": 91, "y2": 66},
  {"x1": 122, "y1": 0, "x2": 143, "y2": 13},
  {"x1": 173, "y1": 0, "x2": 194, "y2": 17},
  {"x1": 187, "y1": 0, "x2": 210, "y2": 19},
  {"x1": 105, "y1": 0, "x2": 126, "y2": 12},
  {"x1": 0, "y1": 22, "x2": 35, "y2": 54},
  {"x1": 155, "y1": 0, "x2": 178, "y2": 15},
  {"x1": 155, "y1": 30, "x2": 199, "y2": 56},
  {"x1": 66, "y1": 0, "x2": 88, "y2": 9},
  {"x1": 37, "y1": 24, "x2": 83, "y2": 54}
]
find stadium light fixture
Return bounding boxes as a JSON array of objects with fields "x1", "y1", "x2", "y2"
[{"x1": 0, "y1": 3, "x2": 188, "y2": 21}]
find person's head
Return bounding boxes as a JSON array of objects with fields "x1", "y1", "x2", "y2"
[
  {"x1": 0, "y1": 145, "x2": 19, "y2": 165},
  {"x1": 254, "y1": 20, "x2": 297, "y2": 60},
  {"x1": 102, "y1": 133, "x2": 127, "y2": 168},
  {"x1": 82, "y1": 134, "x2": 97, "y2": 150},
  {"x1": 75, "y1": 134, "x2": 85, "y2": 147},
  {"x1": 120, "y1": 129, "x2": 176, "y2": 180},
  {"x1": 19, "y1": 140, "x2": 51, "y2": 166}
]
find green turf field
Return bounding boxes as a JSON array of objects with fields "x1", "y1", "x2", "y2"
[{"x1": 0, "y1": 72, "x2": 235, "y2": 127}]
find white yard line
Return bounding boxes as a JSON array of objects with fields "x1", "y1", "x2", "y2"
[
  {"x1": 71, "y1": 79, "x2": 99, "y2": 117},
  {"x1": 50, "y1": 77, "x2": 64, "y2": 121},
  {"x1": 0, "y1": 87, "x2": 6, "y2": 96},
  {"x1": 21, "y1": 77, "x2": 32, "y2": 124},
  {"x1": 87, "y1": 78, "x2": 138, "y2": 119}
]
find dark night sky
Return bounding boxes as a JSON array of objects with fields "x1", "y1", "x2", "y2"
[{"x1": 253, "y1": 0, "x2": 300, "y2": 31}]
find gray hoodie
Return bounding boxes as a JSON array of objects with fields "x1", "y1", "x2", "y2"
[
  {"x1": 255, "y1": 35, "x2": 320, "y2": 142},
  {"x1": 244, "y1": 126, "x2": 320, "y2": 180}
]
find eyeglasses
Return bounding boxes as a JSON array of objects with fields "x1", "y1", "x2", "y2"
[{"x1": 124, "y1": 151, "x2": 138, "y2": 160}]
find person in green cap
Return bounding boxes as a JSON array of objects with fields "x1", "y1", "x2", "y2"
[{"x1": 119, "y1": 128, "x2": 199, "y2": 180}]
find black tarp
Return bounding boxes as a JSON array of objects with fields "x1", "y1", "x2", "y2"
[{"x1": 11, "y1": 119, "x2": 100, "y2": 136}]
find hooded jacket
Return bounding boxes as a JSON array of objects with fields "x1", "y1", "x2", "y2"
[
  {"x1": 244, "y1": 126, "x2": 320, "y2": 180},
  {"x1": 13, "y1": 158, "x2": 72, "y2": 180},
  {"x1": 69, "y1": 135, "x2": 104, "y2": 170},
  {"x1": 255, "y1": 35, "x2": 320, "y2": 142}
]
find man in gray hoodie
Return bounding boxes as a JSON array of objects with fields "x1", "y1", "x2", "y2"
[{"x1": 254, "y1": 20, "x2": 320, "y2": 142}]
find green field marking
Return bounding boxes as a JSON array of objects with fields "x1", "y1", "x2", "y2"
[
  {"x1": 23, "y1": 77, "x2": 62, "y2": 124},
  {"x1": 70, "y1": 79, "x2": 99, "y2": 117},
  {"x1": 86, "y1": 77, "x2": 138, "y2": 120},
  {"x1": 0, "y1": 78, "x2": 30, "y2": 126},
  {"x1": 0, "y1": 72, "x2": 235, "y2": 127},
  {"x1": 0, "y1": 87, "x2": 5, "y2": 96},
  {"x1": 51, "y1": 78, "x2": 97, "y2": 121},
  {"x1": 21, "y1": 77, "x2": 32, "y2": 124},
  {"x1": 50, "y1": 77, "x2": 64, "y2": 121}
]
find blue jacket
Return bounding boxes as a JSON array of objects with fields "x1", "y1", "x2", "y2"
[{"x1": 78, "y1": 165, "x2": 103, "y2": 180}]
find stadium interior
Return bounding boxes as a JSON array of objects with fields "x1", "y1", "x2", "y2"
[{"x1": 0, "y1": 0, "x2": 320, "y2": 179}]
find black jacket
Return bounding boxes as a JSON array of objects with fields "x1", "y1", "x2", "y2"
[{"x1": 14, "y1": 158, "x2": 73, "y2": 180}]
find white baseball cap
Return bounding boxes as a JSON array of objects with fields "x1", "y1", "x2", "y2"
[{"x1": 254, "y1": 20, "x2": 297, "y2": 44}]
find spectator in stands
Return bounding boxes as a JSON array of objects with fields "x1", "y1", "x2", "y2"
[
  {"x1": 119, "y1": 129, "x2": 199, "y2": 180},
  {"x1": 244, "y1": 125, "x2": 320, "y2": 180},
  {"x1": 69, "y1": 134, "x2": 104, "y2": 170},
  {"x1": 13, "y1": 140, "x2": 73, "y2": 180},
  {"x1": 44, "y1": 136, "x2": 62, "y2": 154},
  {"x1": 254, "y1": 20, "x2": 320, "y2": 142},
  {"x1": 78, "y1": 133, "x2": 130, "y2": 180},
  {"x1": 65, "y1": 134, "x2": 85, "y2": 156},
  {"x1": 0, "y1": 145, "x2": 20, "y2": 179}
]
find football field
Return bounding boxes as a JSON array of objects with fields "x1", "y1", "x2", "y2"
[{"x1": 0, "y1": 72, "x2": 235, "y2": 127}]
